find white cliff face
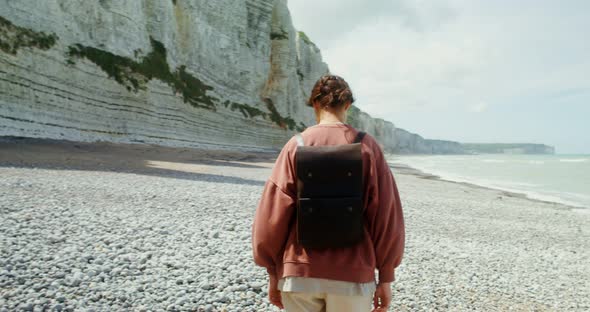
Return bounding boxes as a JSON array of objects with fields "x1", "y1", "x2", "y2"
[{"x1": 0, "y1": 0, "x2": 464, "y2": 153}]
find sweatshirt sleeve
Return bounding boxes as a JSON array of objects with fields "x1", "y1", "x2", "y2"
[
  {"x1": 365, "y1": 141, "x2": 405, "y2": 283},
  {"x1": 251, "y1": 138, "x2": 297, "y2": 276}
]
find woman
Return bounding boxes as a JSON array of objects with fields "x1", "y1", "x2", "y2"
[{"x1": 252, "y1": 75, "x2": 405, "y2": 312}]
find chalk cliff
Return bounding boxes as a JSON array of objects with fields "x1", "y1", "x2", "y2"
[{"x1": 0, "y1": 0, "x2": 465, "y2": 153}]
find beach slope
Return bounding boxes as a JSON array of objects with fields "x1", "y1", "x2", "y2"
[{"x1": 0, "y1": 139, "x2": 588, "y2": 311}]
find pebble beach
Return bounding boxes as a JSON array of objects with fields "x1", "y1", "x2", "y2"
[{"x1": 1, "y1": 139, "x2": 589, "y2": 311}]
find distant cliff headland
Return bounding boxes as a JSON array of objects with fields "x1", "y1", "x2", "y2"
[
  {"x1": 0, "y1": 1, "x2": 554, "y2": 154},
  {"x1": 462, "y1": 143, "x2": 555, "y2": 155}
]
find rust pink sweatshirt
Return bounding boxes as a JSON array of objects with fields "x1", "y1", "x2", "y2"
[{"x1": 251, "y1": 123, "x2": 405, "y2": 283}]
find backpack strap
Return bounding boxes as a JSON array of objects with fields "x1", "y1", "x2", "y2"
[
  {"x1": 353, "y1": 131, "x2": 366, "y2": 144},
  {"x1": 296, "y1": 131, "x2": 363, "y2": 145},
  {"x1": 295, "y1": 133, "x2": 305, "y2": 146}
]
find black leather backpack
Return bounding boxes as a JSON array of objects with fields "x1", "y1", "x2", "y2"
[{"x1": 294, "y1": 131, "x2": 366, "y2": 249}]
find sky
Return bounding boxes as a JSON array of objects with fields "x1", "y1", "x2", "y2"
[{"x1": 287, "y1": 0, "x2": 590, "y2": 154}]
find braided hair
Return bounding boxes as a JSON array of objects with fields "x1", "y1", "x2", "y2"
[{"x1": 307, "y1": 75, "x2": 355, "y2": 108}]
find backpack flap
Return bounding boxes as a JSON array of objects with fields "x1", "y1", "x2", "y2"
[{"x1": 296, "y1": 143, "x2": 363, "y2": 198}]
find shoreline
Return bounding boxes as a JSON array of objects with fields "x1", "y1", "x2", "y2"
[
  {"x1": 388, "y1": 160, "x2": 589, "y2": 212},
  {"x1": 1, "y1": 136, "x2": 586, "y2": 212}
]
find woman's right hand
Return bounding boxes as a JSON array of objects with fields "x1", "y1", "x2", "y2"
[
  {"x1": 268, "y1": 274, "x2": 284, "y2": 309},
  {"x1": 372, "y1": 282, "x2": 392, "y2": 311}
]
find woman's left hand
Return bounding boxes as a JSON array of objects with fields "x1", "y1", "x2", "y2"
[{"x1": 268, "y1": 274, "x2": 284, "y2": 309}]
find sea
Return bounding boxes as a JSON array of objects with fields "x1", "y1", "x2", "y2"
[{"x1": 387, "y1": 154, "x2": 590, "y2": 209}]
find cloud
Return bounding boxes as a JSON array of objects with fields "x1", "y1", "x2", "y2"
[
  {"x1": 288, "y1": 0, "x2": 590, "y2": 153},
  {"x1": 288, "y1": 0, "x2": 456, "y2": 44},
  {"x1": 469, "y1": 102, "x2": 488, "y2": 113}
]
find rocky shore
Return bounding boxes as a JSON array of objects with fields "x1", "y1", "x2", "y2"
[{"x1": 1, "y1": 139, "x2": 588, "y2": 311}]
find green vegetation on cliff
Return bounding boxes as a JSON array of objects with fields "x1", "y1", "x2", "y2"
[
  {"x1": 0, "y1": 15, "x2": 303, "y2": 131},
  {"x1": 297, "y1": 69, "x2": 304, "y2": 81},
  {"x1": 270, "y1": 28, "x2": 289, "y2": 40},
  {"x1": 223, "y1": 100, "x2": 306, "y2": 131},
  {"x1": 68, "y1": 37, "x2": 217, "y2": 110},
  {"x1": 224, "y1": 101, "x2": 267, "y2": 119},
  {"x1": 68, "y1": 38, "x2": 303, "y2": 128},
  {"x1": 0, "y1": 16, "x2": 58, "y2": 55},
  {"x1": 297, "y1": 31, "x2": 317, "y2": 48},
  {"x1": 263, "y1": 98, "x2": 305, "y2": 131},
  {"x1": 297, "y1": 122, "x2": 307, "y2": 132}
]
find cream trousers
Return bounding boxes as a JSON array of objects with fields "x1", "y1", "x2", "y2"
[{"x1": 280, "y1": 291, "x2": 373, "y2": 312}]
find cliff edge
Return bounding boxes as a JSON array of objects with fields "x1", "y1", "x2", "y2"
[{"x1": 0, "y1": 0, "x2": 501, "y2": 154}]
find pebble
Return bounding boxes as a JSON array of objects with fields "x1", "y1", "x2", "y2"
[{"x1": 0, "y1": 159, "x2": 588, "y2": 312}]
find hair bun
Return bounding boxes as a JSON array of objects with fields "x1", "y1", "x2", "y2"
[{"x1": 307, "y1": 74, "x2": 355, "y2": 108}]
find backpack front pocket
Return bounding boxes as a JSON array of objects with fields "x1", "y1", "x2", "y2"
[{"x1": 296, "y1": 196, "x2": 364, "y2": 249}]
